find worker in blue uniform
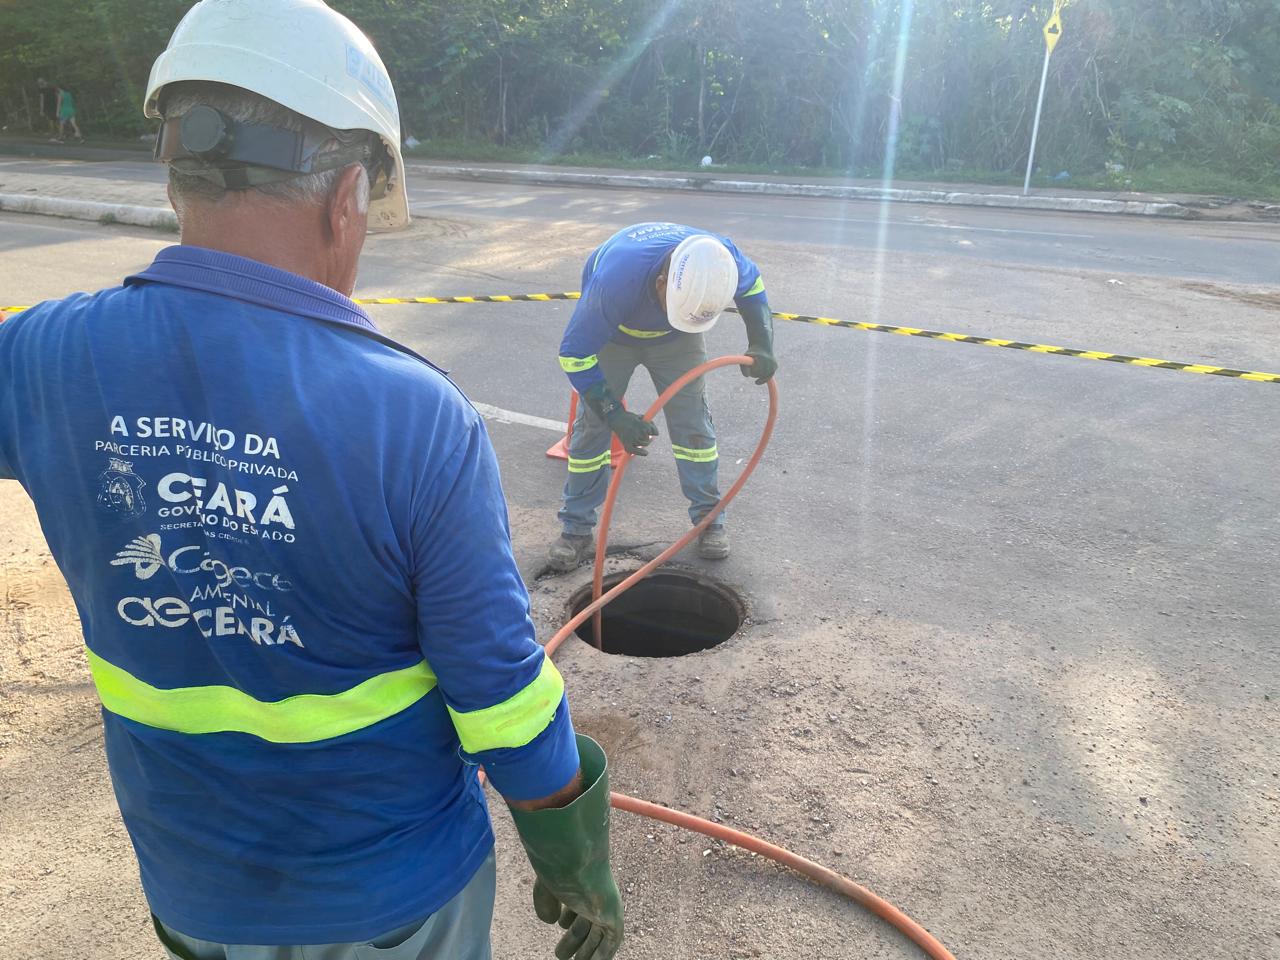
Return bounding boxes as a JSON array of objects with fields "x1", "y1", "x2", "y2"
[
  {"x1": 548, "y1": 222, "x2": 778, "y2": 572},
  {"x1": 0, "y1": 3, "x2": 622, "y2": 959}
]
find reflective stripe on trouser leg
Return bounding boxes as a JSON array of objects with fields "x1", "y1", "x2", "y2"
[
  {"x1": 566, "y1": 450, "x2": 611, "y2": 474},
  {"x1": 558, "y1": 341, "x2": 641, "y2": 537},
  {"x1": 641, "y1": 332, "x2": 724, "y2": 528}
]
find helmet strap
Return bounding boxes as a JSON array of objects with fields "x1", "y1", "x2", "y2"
[{"x1": 156, "y1": 105, "x2": 391, "y2": 197}]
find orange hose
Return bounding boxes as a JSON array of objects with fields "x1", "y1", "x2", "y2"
[
  {"x1": 532, "y1": 357, "x2": 955, "y2": 959},
  {"x1": 588, "y1": 355, "x2": 770, "y2": 649},
  {"x1": 609, "y1": 794, "x2": 957, "y2": 960},
  {"x1": 552, "y1": 355, "x2": 775, "y2": 658}
]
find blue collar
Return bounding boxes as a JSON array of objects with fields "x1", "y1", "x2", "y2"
[
  {"x1": 125, "y1": 245, "x2": 448, "y2": 374},
  {"x1": 125, "y1": 245, "x2": 378, "y2": 332}
]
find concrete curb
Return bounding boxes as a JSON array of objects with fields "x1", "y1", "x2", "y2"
[
  {"x1": 0, "y1": 193, "x2": 177, "y2": 230},
  {"x1": 418, "y1": 164, "x2": 1195, "y2": 219},
  {"x1": 0, "y1": 169, "x2": 1195, "y2": 227}
]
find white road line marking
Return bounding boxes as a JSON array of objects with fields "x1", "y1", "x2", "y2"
[
  {"x1": 472, "y1": 402, "x2": 567, "y2": 434},
  {"x1": 729, "y1": 210, "x2": 1093, "y2": 239}
]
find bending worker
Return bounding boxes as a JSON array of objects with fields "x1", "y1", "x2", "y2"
[
  {"x1": 0, "y1": 2, "x2": 621, "y2": 959},
  {"x1": 548, "y1": 222, "x2": 777, "y2": 572}
]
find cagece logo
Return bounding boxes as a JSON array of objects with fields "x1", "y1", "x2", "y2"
[
  {"x1": 111, "y1": 534, "x2": 293, "y2": 592},
  {"x1": 111, "y1": 534, "x2": 165, "y2": 579},
  {"x1": 115, "y1": 595, "x2": 303, "y2": 647},
  {"x1": 118, "y1": 595, "x2": 188, "y2": 628}
]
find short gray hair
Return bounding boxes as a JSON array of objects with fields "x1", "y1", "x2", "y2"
[{"x1": 160, "y1": 81, "x2": 369, "y2": 213}]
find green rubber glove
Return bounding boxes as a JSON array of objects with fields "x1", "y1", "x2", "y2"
[
  {"x1": 582, "y1": 382, "x2": 658, "y2": 456},
  {"x1": 743, "y1": 344, "x2": 777, "y2": 384},
  {"x1": 509, "y1": 735, "x2": 624, "y2": 960},
  {"x1": 739, "y1": 298, "x2": 778, "y2": 384}
]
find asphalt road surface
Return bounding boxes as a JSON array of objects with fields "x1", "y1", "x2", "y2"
[
  {"x1": 3, "y1": 154, "x2": 1280, "y2": 284},
  {"x1": 1, "y1": 177, "x2": 1277, "y2": 960}
]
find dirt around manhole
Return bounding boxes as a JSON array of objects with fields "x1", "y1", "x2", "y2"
[{"x1": 1182, "y1": 281, "x2": 1280, "y2": 311}]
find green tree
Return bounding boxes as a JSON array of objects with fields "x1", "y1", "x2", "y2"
[{"x1": 2, "y1": 0, "x2": 1276, "y2": 188}]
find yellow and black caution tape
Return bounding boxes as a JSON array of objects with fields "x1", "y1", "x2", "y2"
[
  {"x1": 0, "y1": 293, "x2": 581, "y2": 313},
  {"x1": 5, "y1": 291, "x2": 1278, "y2": 384},
  {"x1": 757, "y1": 310, "x2": 1280, "y2": 384},
  {"x1": 357, "y1": 293, "x2": 579, "y2": 306}
]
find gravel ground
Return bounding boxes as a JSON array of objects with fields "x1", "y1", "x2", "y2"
[{"x1": 2, "y1": 197, "x2": 1278, "y2": 959}]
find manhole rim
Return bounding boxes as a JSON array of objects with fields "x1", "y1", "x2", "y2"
[{"x1": 565, "y1": 565, "x2": 749, "y2": 657}]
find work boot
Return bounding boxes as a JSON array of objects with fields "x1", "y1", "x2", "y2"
[
  {"x1": 546, "y1": 533, "x2": 594, "y2": 573},
  {"x1": 697, "y1": 526, "x2": 730, "y2": 560}
]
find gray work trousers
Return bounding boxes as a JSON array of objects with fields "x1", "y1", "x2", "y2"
[
  {"x1": 155, "y1": 851, "x2": 496, "y2": 960},
  {"x1": 559, "y1": 332, "x2": 722, "y2": 537}
]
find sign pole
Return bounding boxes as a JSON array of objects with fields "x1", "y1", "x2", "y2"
[
  {"x1": 1023, "y1": 5, "x2": 1063, "y2": 196},
  {"x1": 1023, "y1": 45, "x2": 1052, "y2": 195}
]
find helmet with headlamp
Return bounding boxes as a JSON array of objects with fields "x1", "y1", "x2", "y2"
[{"x1": 145, "y1": 0, "x2": 409, "y2": 231}]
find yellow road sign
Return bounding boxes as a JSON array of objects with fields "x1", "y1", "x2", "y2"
[{"x1": 1044, "y1": 9, "x2": 1063, "y2": 53}]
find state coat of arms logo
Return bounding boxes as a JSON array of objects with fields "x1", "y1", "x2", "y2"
[{"x1": 96, "y1": 458, "x2": 147, "y2": 519}]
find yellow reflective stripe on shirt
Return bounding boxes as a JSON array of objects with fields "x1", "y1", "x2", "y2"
[
  {"x1": 618, "y1": 325, "x2": 670, "y2": 339},
  {"x1": 671, "y1": 443, "x2": 719, "y2": 463},
  {"x1": 742, "y1": 276, "x2": 766, "y2": 298},
  {"x1": 85, "y1": 646, "x2": 437, "y2": 744},
  {"x1": 447, "y1": 657, "x2": 565, "y2": 753},
  {"x1": 568, "y1": 451, "x2": 612, "y2": 473},
  {"x1": 559, "y1": 354, "x2": 599, "y2": 373}
]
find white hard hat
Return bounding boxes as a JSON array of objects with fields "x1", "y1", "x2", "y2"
[
  {"x1": 144, "y1": 0, "x2": 409, "y2": 231},
  {"x1": 665, "y1": 235, "x2": 738, "y2": 333}
]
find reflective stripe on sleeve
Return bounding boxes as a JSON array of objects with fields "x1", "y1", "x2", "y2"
[
  {"x1": 447, "y1": 656, "x2": 565, "y2": 753},
  {"x1": 618, "y1": 325, "x2": 670, "y2": 339},
  {"x1": 567, "y1": 451, "x2": 612, "y2": 473},
  {"x1": 742, "y1": 276, "x2": 766, "y2": 298},
  {"x1": 85, "y1": 647, "x2": 437, "y2": 744},
  {"x1": 559, "y1": 354, "x2": 599, "y2": 373},
  {"x1": 671, "y1": 443, "x2": 718, "y2": 463}
]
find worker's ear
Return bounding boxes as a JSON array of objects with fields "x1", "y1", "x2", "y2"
[
  {"x1": 654, "y1": 253, "x2": 672, "y2": 298},
  {"x1": 327, "y1": 165, "x2": 368, "y2": 243},
  {"x1": 326, "y1": 164, "x2": 370, "y2": 295}
]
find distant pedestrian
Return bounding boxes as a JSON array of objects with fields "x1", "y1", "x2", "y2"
[
  {"x1": 36, "y1": 79, "x2": 58, "y2": 135},
  {"x1": 54, "y1": 84, "x2": 83, "y2": 142}
]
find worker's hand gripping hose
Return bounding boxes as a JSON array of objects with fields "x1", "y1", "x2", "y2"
[
  {"x1": 502, "y1": 356, "x2": 957, "y2": 960},
  {"x1": 582, "y1": 381, "x2": 659, "y2": 456}
]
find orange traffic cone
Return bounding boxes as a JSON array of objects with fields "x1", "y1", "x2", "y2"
[{"x1": 546, "y1": 391, "x2": 627, "y2": 462}]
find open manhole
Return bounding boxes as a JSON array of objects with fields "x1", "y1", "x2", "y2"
[{"x1": 569, "y1": 570, "x2": 745, "y2": 657}]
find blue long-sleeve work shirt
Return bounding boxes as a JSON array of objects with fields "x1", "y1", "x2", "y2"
[
  {"x1": 0, "y1": 246, "x2": 578, "y2": 944},
  {"x1": 558, "y1": 222, "x2": 767, "y2": 392}
]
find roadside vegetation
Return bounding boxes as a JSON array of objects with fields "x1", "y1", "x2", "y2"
[{"x1": 3, "y1": 1, "x2": 1277, "y2": 199}]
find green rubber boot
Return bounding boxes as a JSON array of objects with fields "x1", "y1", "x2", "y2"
[{"x1": 509, "y1": 735, "x2": 624, "y2": 960}]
